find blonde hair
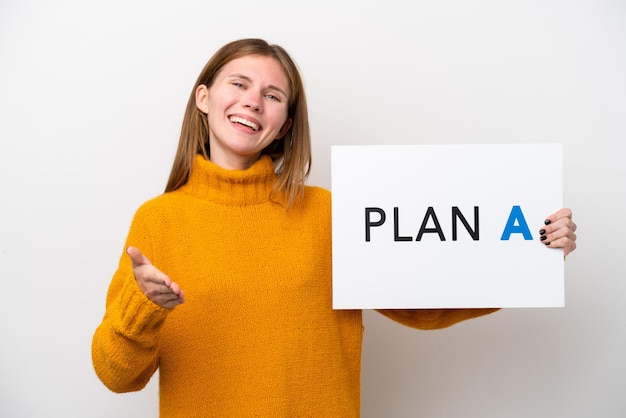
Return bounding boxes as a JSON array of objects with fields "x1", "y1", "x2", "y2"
[{"x1": 165, "y1": 38, "x2": 311, "y2": 208}]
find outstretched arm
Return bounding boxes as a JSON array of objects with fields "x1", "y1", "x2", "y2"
[{"x1": 91, "y1": 216, "x2": 184, "y2": 393}]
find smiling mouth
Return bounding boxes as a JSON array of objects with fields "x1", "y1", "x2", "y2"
[{"x1": 229, "y1": 116, "x2": 260, "y2": 131}]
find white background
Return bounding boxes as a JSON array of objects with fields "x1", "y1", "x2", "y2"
[{"x1": 1, "y1": 0, "x2": 624, "y2": 417}]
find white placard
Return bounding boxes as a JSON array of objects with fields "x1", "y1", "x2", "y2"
[{"x1": 331, "y1": 144, "x2": 564, "y2": 309}]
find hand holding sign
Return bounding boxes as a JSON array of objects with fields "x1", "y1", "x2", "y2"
[{"x1": 540, "y1": 208, "x2": 577, "y2": 257}]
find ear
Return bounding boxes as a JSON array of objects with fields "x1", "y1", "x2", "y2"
[
  {"x1": 276, "y1": 118, "x2": 293, "y2": 139},
  {"x1": 195, "y1": 84, "x2": 210, "y2": 113}
]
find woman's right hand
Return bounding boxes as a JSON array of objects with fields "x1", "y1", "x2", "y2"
[{"x1": 126, "y1": 246, "x2": 185, "y2": 309}]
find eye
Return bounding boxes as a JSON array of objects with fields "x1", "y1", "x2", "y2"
[
  {"x1": 266, "y1": 94, "x2": 281, "y2": 102},
  {"x1": 232, "y1": 82, "x2": 245, "y2": 88}
]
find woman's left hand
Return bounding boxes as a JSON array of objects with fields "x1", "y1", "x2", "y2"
[{"x1": 540, "y1": 208, "x2": 577, "y2": 258}]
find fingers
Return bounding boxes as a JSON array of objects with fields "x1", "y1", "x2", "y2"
[
  {"x1": 551, "y1": 236, "x2": 577, "y2": 257},
  {"x1": 539, "y1": 208, "x2": 577, "y2": 258},
  {"x1": 142, "y1": 278, "x2": 185, "y2": 310},
  {"x1": 167, "y1": 281, "x2": 185, "y2": 303},
  {"x1": 149, "y1": 285, "x2": 185, "y2": 310},
  {"x1": 126, "y1": 246, "x2": 151, "y2": 268},
  {"x1": 126, "y1": 246, "x2": 185, "y2": 309},
  {"x1": 142, "y1": 279, "x2": 185, "y2": 309},
  {"x1": 543, "y1": 207, "x2": 573, "y2": 226}
]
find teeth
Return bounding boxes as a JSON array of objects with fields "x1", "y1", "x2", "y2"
[{"x1": 230, "y1": 116, "x2": 259, "y2": 131}]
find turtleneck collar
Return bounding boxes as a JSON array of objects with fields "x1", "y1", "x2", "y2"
[{"x1": 179, "y1": 154, "x2": 283, "y2": 206}]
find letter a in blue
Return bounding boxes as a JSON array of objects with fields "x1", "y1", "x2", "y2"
[{"x1": 500, "y1": 206, "x2": 533, "y2": 240}]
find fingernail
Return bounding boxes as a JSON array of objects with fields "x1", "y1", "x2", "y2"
[
  {"x1": 539, "y1": 229, "x2": 546, "y2": 235},
  {"x1": 544, "y1": 219, "x2": 552, "y2": 225},
  {"x1": 540, "y1": 235, "x2": 547, "y2": 241}
]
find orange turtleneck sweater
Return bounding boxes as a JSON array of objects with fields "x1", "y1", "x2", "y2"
[{"x1": 92, "y1": 154, "x2": 497, "y2": 417}]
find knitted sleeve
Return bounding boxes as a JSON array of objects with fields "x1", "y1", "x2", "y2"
[
  {"x1": 91, "y1": 206, "x2": 170, "y2": 393},
  {"x1": 376, "y1": 308, "x2": 500, "y2": 330}
]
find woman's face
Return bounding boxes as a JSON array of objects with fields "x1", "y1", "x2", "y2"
[{"x1": 196, "y1": 55, "x2": 292, "y2": 170}]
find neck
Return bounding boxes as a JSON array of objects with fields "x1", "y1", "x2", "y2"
[{"x1": 179, "y1": 154, "x2": 285, "y2": 207}]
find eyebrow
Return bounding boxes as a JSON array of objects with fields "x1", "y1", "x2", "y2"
[{"x1": 228, "y1": 73, "x2": 289, "y2": 98}]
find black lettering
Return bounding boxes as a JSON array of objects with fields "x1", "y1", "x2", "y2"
[
  {"x1": 394, "y1": 207, "x2": 412, "y2": 241},
  {"x1": 365, "y1": 207, "x2": 386, "y2": 242},
  {"x1": 452, "y1": 206, "x2": 479, "y2": 241},
  {"x1": 416, "y1": 206, "x2": 446, "y2": 241}
]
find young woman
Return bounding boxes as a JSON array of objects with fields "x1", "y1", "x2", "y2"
[{"x1": 92, "y1": 38, "x2": 577, "y2": 417}]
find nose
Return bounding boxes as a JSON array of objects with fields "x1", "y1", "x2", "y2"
[{"x1": 243, "y1": 91, "x2": 262, "y2": 112}]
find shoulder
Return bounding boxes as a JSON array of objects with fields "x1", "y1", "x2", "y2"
[
  {"x1": 289, "y1": 185, "x2": 330, "y2": 221},
  {"x1": 304, "y1": 185, "x2": 331, "y2": 200},
  {"x1": 131, "y1": 191, "x2": 184, "y2": 222},
  {"x1": 302, "y1": 185, "x2": 331, "y2": 209}
]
